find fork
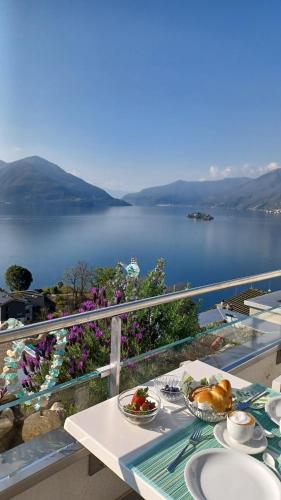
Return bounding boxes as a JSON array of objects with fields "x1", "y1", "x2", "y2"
[
  {"x1": 167, "y1": 426, "x2": 202, "y2": 473},
  {"x1": 236, "y1": 389, "x2": 268, "y2": 411}
]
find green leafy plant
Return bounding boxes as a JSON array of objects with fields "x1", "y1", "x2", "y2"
[{"x1": 5, "y1": 265, "x2": 33, "y2": 291}]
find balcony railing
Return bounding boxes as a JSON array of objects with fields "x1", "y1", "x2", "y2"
[
  {"x1": 1, "y1": 268, "x2": 281, "y2": 496},
  {"x1": 1, "y1": 268, "x2": 281, "y2": 395}
]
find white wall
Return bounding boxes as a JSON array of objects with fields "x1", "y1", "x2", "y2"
[
  {"x1": 231, "y1": 349, "x2": 281, "y2": 388},
  {"x1": 13, "y1": 455, "x2": 133, "y2": 500}
]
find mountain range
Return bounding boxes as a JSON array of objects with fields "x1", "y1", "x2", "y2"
[
  {"x1": 0, "y1": 156, "x2": 129, "y2": 210},
  {"x1": 1, "y1": 155, "x2": 281, "y2": 212},
  {"x1": 123, "y1": 169, "x2": 281, "y2": 210}
]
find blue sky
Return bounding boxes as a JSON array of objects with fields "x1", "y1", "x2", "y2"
[{"x1": 1, "y1": 1, "x2": 281, "y2": 192}]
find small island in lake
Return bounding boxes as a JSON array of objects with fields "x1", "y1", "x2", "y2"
[{"x1": 187, "y1": 212, "x2": 214, "y2": 221}]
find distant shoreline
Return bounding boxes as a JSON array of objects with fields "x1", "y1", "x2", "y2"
[{"x1": 0, "y1": 203, "x2": 281, "y2": 216}]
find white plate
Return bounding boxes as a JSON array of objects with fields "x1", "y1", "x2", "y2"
[
  {"x1": 184, "y1": 448, "x2": 281, "y2": 500},
  {"x1": 214, "y1": 420, "x2": 267, "y2": 454},
  {"x1": 266, "y1": 396, "x2": 281, "y2": 425}
]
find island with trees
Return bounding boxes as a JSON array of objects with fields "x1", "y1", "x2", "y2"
[{"x1": 187, "y1": 212, "x2": 214, "y2": 221}]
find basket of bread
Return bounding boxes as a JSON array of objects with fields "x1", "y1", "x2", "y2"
[{"x1": 181, "y1": 373, "x2": 233, "y2": 422}]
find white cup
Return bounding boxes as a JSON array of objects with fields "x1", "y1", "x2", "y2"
[{"x1": 227, "y1": 411, "x2": 255, "y2": 443}]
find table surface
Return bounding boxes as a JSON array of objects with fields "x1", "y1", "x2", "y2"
[{"x1": 64, "y1": 360, "x2": 253, "y2": 500}]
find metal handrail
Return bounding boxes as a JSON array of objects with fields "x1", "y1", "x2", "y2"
[{"x1": 0, "y1": 268, "x2": 281, "y2": 344}]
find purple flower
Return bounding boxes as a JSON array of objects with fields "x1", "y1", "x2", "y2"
[
  {"x1": 68, "y1": 333, "x2": 77, "y2": 343},
  {"x1": 90, "y1": 287, "x2": 98, "y2": 300},
  {"x1": 97, "y1": 297, "x2": 108, "y2": 308},
  {"x1": 81, "y1": 348, "x2": 89, "y2": 363},
  {"x1": 72, "y1": 326, "x2": 84, "y2": 335},
  {"x1": 114, "y1": 290, "x2": 123, "y2": 304},
  {"x1": 21, "y1": 376, "x2": 33, "y2": 389},
  {"x1": 135, "y1": 333, "x2": 143, "y2": 342},
  {"x1": 67, "y1": 325, "x2": 84, "y2": 343},
  {"x1": 120, "y1": 313, "x2": 128, "y2": 324},
  {"x1": 80, "y1": 300, "x2": 96, "y2": 312},
  {"x1": 121, "y1": 335, "x2": 128, "y2": 345},
  {"x1": 95, "y1": 328, "x2": 103, "y2": 339},
  {"x1": 68, "y1": 365, "x2": 76, "y2": 376},
  {"x1": 68, "y1": 357, "x2": 77, "y2": 375},
  {"x1": 88, "y1": 322, "x2": 96, "y2": 329},
  {"x1": 47, "y1": 313, "x2": 54, "y2": 320},
  {"x1": 97, "y1": 288, "x2": 107, "y2": 307},
  {"x1": 78, "y1": 360, "x2": 86, "y2": 372},
  {"x1": 132, "y1": 321, "x2": 140, "y2": 329},
  {"x1": 33, "y1": 357, "x2": 40, "y2": 369},
  {"x1": 26, "y1": 357, "x2": 35, "y2": 372},
  {"x1": 37, "y1": 334, "x2": 56, "y2": 358}
]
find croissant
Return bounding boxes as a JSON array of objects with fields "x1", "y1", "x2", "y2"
[{"x1": 191, "y1": 379, "x2": 232, "y2": 413}]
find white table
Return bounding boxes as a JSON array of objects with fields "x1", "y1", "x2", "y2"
[{"x1": 64, "y1": 360, "x2": 252, "y2": 500}]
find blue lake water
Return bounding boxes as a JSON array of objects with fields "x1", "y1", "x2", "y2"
[{"x1": 0, "y1": 205, "x2": 281, "y2": 309}]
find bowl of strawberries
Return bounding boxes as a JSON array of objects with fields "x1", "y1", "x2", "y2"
[{"x1": 118, "y1": 386, "x2": 160, "y2": 425}]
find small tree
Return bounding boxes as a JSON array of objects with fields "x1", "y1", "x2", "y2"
[
  {"x1": 5, "y1": 265, "x2": 33, "y2": 291},
  {"x1": 63, "y1": 261, "x2": 95, "y2": 307},
  {"x1": 93, "y1": 267, "x2": 116, "y2": 287}
]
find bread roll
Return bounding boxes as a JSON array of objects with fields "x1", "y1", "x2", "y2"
[{"x1": 192, "y1": 379, "x2": 232, "y2": 413}]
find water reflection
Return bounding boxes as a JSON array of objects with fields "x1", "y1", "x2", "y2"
[{"x1": 0, "y1": 205, "x2": 280, "y2": 310}]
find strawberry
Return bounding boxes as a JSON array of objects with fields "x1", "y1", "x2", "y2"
[
  {"x1": 131, "y1": 387, "x2": 148, "y2": 410},
  {"x1": 148, "y1": 401, "x2": 156, "y2": 410},
  {"x1": 140, "y1": 402, "x2": 150, "y2": 412}
]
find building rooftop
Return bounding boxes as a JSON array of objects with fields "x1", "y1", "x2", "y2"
[
  {"x1": 0, "y1": 291, "x2": 10, "y2": 306},
  {"x1": 199, "y1": 307, "x2": 247, "y2": 327},
  {"x1": 245, "y1": 289, "x2": 281, "y2": 312},
  {"x1": 217, "y1": 288, "x2": 265, "y2": 315}
]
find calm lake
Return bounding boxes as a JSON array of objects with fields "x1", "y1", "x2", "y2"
[{"x1": 1, "y1": 205, "x2": 281, "y2": 309}]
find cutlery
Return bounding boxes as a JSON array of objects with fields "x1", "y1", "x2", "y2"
[
  {"x1": 236, "y1": 390, "x2": 268, "y2": 411},
  {"x1": 253, "y1": 417, "x2": 274, "y2": 439},
  {"x1": 167, "y1": 426, "x2": 202, "y2": 473},
  {"x1": 262, "y1": 452, "x2": 281, "y2": 481}
]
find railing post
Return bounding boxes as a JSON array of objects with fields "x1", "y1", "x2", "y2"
[{"x1": 109, "y1": 316, "x2": 121, "y2": 397}]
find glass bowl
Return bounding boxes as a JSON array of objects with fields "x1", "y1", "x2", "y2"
[
  {"x1": 184, "y1": 396, "x2": 229, "y2": 422},
  {"x1": 183, "y1": 385, "x2": 233, "y2": 423},
  {"x1": 154, "y1": 375, "x2": 183, "y2": 403},
  {"x1": 118, "y1": 389, "x2": 160, "y2": 425}
]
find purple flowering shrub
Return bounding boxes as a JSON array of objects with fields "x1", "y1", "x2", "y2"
[
  {"x1": 19, "y1": 334, "x2": 57, "y2": 392},
  {"x1": 27, "y1": 259, "x2": 199, "y2": 386}
]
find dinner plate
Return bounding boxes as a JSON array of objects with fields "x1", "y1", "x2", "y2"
[
  {"x1": 213, "y1": 420, "x2": 267, "y2": 454},
  {"x1": 265, "y1": 396, "x2": 281, "y2": 425},
  {"x1": 184, "y1": 448, "x2": 281, "y2": 500}
]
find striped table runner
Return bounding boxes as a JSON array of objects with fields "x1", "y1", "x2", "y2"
[{"x1": 128, "y1": 387, "x2": 281, "y2": 500}]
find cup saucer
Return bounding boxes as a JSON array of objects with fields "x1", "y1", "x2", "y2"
[{"x1": 214, "y1": 420, "x2": 267, "y2": 455}]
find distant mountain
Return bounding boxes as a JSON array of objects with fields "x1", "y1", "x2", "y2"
[
  {"x1": 220, "y1": 168, "x2": 281, "y2": 210},
  {"x1": 0, "y1": 156, "x2": 129, "y2": 210},
  {"x1": 123, "y1": 177, "x2": 249, "y2": 207},
  {"x1": 123, "y1": 170, "x2": 281, "y2": 210}
]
